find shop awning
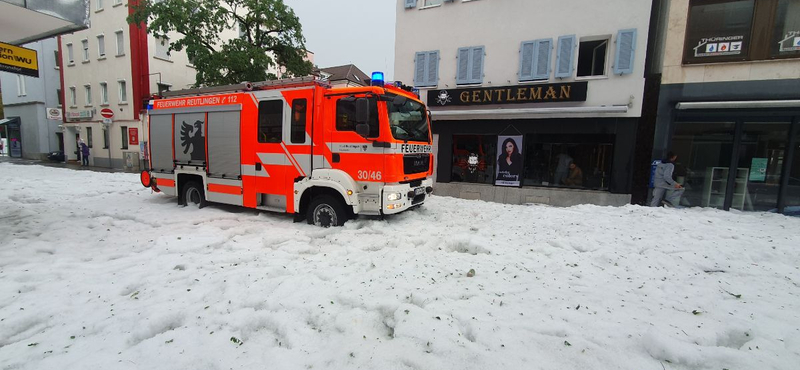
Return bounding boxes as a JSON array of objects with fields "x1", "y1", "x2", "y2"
[
  {"x1": 430, "y1": 105, "x2": 629, "y2": 120},
  {"x1": 676, "y1": 100, "x2": 800, "y2": 110},
  {"x1": 0, "y1": 0, "x2": 90, "y2": 45}
]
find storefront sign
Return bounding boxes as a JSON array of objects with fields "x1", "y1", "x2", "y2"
[
  {"x1": 778, "y1": 31, "x2": 800, "y2": 52},
  {"x1": 46, "y1": 108, "x2": 62, "y2": 120},
  {"x1": 0, "y1": 41, "x2": 39, "y2": 78},
  {"x1": 693, "y1": 36, "x2": 744, "y2": 57},
  {"x1": 66, "y1": 110, "x2": 93, "y2": 120},
  {"x1": 129, "y1": 128, "x2": 139, "y2": 145},
  {"x1": 750, "y1": 158, "x2": 767, "y2": 182},
  {"x1": 495, "y1": 135, "x2": 524, "y2": 187},
  {"x1": 428, "y1": 82, "x2": 587, "y2": 107}
]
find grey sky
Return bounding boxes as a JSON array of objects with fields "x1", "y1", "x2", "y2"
[{"x1": 283, "y1": 0, "x2": 397, "y2": 80}]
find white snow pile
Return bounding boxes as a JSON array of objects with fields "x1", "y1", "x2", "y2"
[{"x1": 1, "y1": 162, "x2": 799, "y2": 370}]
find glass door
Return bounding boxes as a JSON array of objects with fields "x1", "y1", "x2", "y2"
[
  {"x1": 672, "y1": 121, "x2": 736, "y2": 209},
  {"x1": 736, "y1": 121, "x2": 791, "y2": 212}
]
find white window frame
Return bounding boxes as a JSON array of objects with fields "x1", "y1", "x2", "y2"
[
  {"x1": 113, "y1": 0, "x2": 123, "y2": 6},
  {"x1": 100, "y1": 82, "x2": 109, "y2": 105},
  {"x1": 81, "y1": 39, "x2": 89, "y2": 62},
  {"x1": 422, "y1": 0, "x2": 443, "y2": 7},
  {"x1": 97, "y1": 34, "x2": 106, "y2": 58},
  {"x1": 66, "y1": 43, "x2": 74, "y2": 64},
  {"x1": 115, "y1": 30, "x2": 125, "y2": 56},
  {"x1": 69, "y1": 86, "x2": 77, "y2": 107},
  {"x1": 16, "y1": 75, "x2": 26, "y2": 96},
  {"x1": 155, "y1": 36, "x2": 171, "y2": 60},
  {"x1": 576, "y1": 35, "x2": 611, "y2": 80},
  {"x1": 118, "y1": 80, "x2": 128, "y2": 104},
  {"x1": 96, "y1": 0, "x2": 103, "y2": 11},
  {"x1": 84, "y1": 84, "x2": 92, "y2": 106}
]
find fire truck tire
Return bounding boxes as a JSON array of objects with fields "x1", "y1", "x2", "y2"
[
  {"x1": 307, "y1": 195, "x2": 348, "y2": 227},
  {"x1": 182, "y1": 181, "x2": 207, "y2": 209}
]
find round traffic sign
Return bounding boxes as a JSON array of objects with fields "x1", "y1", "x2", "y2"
[{"x1": 100, "y1": 108, "x2": 114, "y2": 119}]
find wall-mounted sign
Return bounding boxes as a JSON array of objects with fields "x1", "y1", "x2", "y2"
[
  {"x1": 693, "y1": 36, "x2": 744, "y2": 58},
  {"x1": 428, "y1": 82, "x2": 587, "y2": 107},
  {"x1": 66, "y1": 110, "x2": 94, "y2": 120},
  {"x1": 0, "y1": 41, "x2": 39, "y2": 77},
  {"x1": 46, "y1": 108, "x2": 62, "y2": 120},
  {"x1": 129, "y1": 128, "x2": 139, "y2": 146}
]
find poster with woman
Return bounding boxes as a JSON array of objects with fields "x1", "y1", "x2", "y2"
[{"x1": 495, "y1": 135, "x2": 524, "y2": 187}]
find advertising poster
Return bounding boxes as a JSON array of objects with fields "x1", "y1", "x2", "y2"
[
  {"x1": 129, "y1": 128, "x2": 139, "y2": 146},
  {"x1": 750, "y1": 158, "x2": 767, "y2": 182},
  {"x1": 495, "y1": 135, "x2": 524, "y2": 187}
]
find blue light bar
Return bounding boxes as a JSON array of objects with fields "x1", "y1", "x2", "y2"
[{"x1": 371, "y1": 71, "x2": 385, "y2": 86}]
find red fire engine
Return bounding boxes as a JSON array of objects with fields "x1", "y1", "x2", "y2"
[{"x1": 139, "y1": 75, "x2": 434, "y2": 227}]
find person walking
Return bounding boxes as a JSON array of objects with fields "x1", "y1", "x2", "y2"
[
  {"x1": 650, "y1": 151, "x2": 684, "y2": 207},
  {"x1": 80, "y1": 139, "x2": 90, "y2": 166}
]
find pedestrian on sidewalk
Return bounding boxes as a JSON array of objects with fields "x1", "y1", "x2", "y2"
[
  {"x1": 650, "y1": 151, "x2": 684, "y2": 207},
  {"x1": 80, "y1": 139, "x2": 90, "y2": 166}
]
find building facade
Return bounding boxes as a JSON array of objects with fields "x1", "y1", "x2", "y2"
[
  {"x1": 652, "y1": 0, "x2": 800, "y2": 214},
  {"x1": 59, "y1": 0, "x2": 197, "y2": 169},
  {"x1": 0, "y1": 38, "x2": 63, "y2": 159},
  {"x1": 395, "y1": 0, "x2": 654, "y2": 206}
]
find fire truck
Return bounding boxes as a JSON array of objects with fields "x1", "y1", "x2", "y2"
[{"x1": 138, "y1": 74, "x2": 434, "y2": 227}]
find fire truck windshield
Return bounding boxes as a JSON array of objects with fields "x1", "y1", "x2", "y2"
[{"x1": 387, "y1": 98, "x2": 430, "y2": 143}]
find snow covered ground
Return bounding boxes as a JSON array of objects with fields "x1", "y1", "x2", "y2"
[{"x1": 1, "y1": 162, "x2": 799, "y2": 370}]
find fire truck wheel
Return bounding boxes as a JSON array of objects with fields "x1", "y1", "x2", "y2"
[
  {"x1": 182, "y1": 181, "x2": 207, "y2": 209},
  {"x1": 307, "y1": 195, "x2": 348, "y2": 227}
]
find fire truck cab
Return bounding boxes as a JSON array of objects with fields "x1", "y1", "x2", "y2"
[{"x1": 139, "y1": 75, "x2": 434, "y2": 227}]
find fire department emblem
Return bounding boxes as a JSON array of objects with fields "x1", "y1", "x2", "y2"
[
  {"x1": 362, "y1": 145, "x2": 368, "y2": 151},
  {"x1": 436, "y1": 90, "x2": 452, "y2": 106},
  {"x1": 180, "y1": 120, "x2": 206, "y2": 161}
]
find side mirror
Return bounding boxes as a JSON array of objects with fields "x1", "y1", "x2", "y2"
[
  {"x1": 355, "y1": 98, "x2": 370, "y2": 124},
  {"x1": 355, "y1": 123, "x2": 370, "y2": 138}
]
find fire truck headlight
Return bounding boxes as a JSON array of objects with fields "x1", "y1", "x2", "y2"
[{"x1": 387, "y1": 192, "x2": 402, "y2": 201}]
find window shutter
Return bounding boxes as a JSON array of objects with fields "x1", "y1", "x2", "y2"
[
  {"x1": 414, "y1": 52, "x2": 427, "y2": 86},
  {"x1": 404, "y1": 0, "x2": 416, "y2": 9},
  {"x1": 456, "y1": 47, "x2": 470, "y2": 84},
  {"x1": 519, "y1": 41, "x2": 535, "y2": 81},
  {"x1": 555, "y1": 35, "x2": 576, "y2": 78},
  {"x1": 427, "y1": 51, "x2": 439, "y2": 86},
  {"x1": 469, "y1": 46, "x2": 484, "y2": 84},
  {"x1": 533, "y1": 39, "x2": 553, "y2": 80},
  {"x1": 614, "y1": 29, "x2": 637, "y2": 75}
]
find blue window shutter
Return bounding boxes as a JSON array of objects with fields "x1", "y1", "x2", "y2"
[
  {"x1": 532, "y1": 38, "x2": 553, "y2": 80},
  {"x1": 414, "y1": 52, "x2": 427, "y2": 86},
  {"x1": 427, "y1": 51, "x2": 439, "y2": 86},
  {"x1": 404, "y1": 0, "x2": 417, "y2": 9},
  {"x1": 456, "y1": 47, "x2": 470, "y2": 84},
  {"x1": 614, "y1": 29, "x2": 637, "y2": 75},
  {"x1": 469, "y1": 46, "x2": 484, "y2": 84},
  {"x1": 555, "y1": 35, "x2": 576, "y2": 78},
  {"x1": 519, "y1": 41, "x2": 535, "y2": 81}
]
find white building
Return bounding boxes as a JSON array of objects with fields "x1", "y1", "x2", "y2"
[
  {"x1": 395, "y1": 0, "x2": 653, "y2": 206},
  {"x1": 59, "y1": 0, "x2": 197, "y2": 169}
]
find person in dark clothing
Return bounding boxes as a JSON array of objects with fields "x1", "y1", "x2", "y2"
[
  {"x1": 650, "y1": 151, "x2": 684, "y2": 207},
  {"x1": 497, "y1": 137, "x2": 523, "y2": 182},
  {"x1": 80, "y1": 140, "x2": 90, "y2": 166}
]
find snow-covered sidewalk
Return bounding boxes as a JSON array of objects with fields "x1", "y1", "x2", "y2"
[{"x1": 1, "y1": 163, "x2": 799, "y2": 370}]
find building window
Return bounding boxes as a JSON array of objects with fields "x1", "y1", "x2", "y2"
[
  {"x1": 257, "y1": 100, "x2": 283, "y2": 143},
  {"x1": 69, "y1": 87, "x2": 77, "y2": 107},
  {"x1": 335, "y1": 97, "x2": 380, "y2": 138},
  {"x1": 103, "y1": 127, "x2": 109, "y2": 149},
  {"x1": 87, "y1": 127, "x2": 93, "y2": 148},
  {"x1": 16, "y1": 75, "x2": 26, "y2": 96},
  {"x1": 155, "y1": 37, "x2": 170, "y2": 60},
  {"x1": 290, "y1": 98, "x2": 307, "y2": 144},
  {"x1": 96, "y1": 0, "x2": 103, "y2": 11},
  {"x1": 114, "y1": 0, "x2": 123, "y2": 5},
  {"x1": 451, "y1": 135, "x2": 496, "y2": 184},
  {"x1": 84, "y1": 84, "x2": 92, "y2": 106},
  {"x1": 66, "y1": 43, "x2": 74, "y2": 64},
  {"x1": 100, "y1": 82, "x2": 109, "y2": 105},
  {"x1": 519, "y1": 39, "x2": 553, "y2": 81},
  {"x1": 121, "y1": 126, "x2": 128, "y2": 149},
  {"x1": 414, "y1": 50, "x2": 439, "y2": 87},
  {"x1": 115, "y1": 30, "x2": 125, "y2": 56},
  {"x1": 118, "y1": 80, "x2": 127, "y2": 103},
  {"x1": 577, "y1": 37, "x2": 609, "y2": 77},
  {"x1": 522, "y1": 135, "x2": 614, "y2": 190},
  {"x1": 54, "y1": 50, "x2": 60, "y2": 68},
  {"x1": 81, "y1": 39, "x2": 89, "y2": 62},
  {"x1": 423, "y1": 0, "x2": 442, "y2": 7},
  {"x1": 456, "y1": 46, "x2": 485, "y2": 85},
  {"x1": 97, "y1": 35, "x2": 105, "y2": 57},
  {"x1": 772, "y1": 0, "x2": 800, "y2": 58},
  {"x1": 57, "y1": 88, "x2": 63, "y2": 107}
]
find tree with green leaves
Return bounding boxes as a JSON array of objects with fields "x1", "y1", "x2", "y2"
[{"x1": 128, "y1": 0, "x2": 313, "y2": 87}]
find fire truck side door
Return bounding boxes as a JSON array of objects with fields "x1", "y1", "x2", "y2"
[{"x1": 254, "y1": 99, "x2": 289, "y2": 210}]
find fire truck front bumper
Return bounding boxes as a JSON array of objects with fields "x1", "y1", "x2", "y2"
[{"x1": 381, "y1": 178, "x2": 434, "y2": 215}]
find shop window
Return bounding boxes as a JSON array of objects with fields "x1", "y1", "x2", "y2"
[
  {"x1": 522, "y1": 135, "x2": 614, "y2": 190},
  {"x1": 736, "y1": 121, "x2": 790, "y2": 211},
  {"x1": 672, "y1": 121, "x2": 736, "y2": 209},
  {"x1": 290, "y1": 98, "x2": 307, "y2": 144},
  {"x1": 258, "y1": 100, "x2": 283, "y2": 143},
  {"x1": 335, "y1": 97, "x2": 379, "y2": 138},
  {"x1": 577, "y1": 37, "x2": 608, "y2": 77},
  {"x1": 451, "y1": 135, "x2": 496, "y2": 184},
  {"x1": 771, "y1": 0, "x2": 800, "y2": 58},
  {"x1": 786, "y1": 129, "x2": 800, "y2": 213}
]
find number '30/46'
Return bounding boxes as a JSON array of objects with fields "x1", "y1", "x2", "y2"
[{"x1": 357, "y1": 170, "x2": 382, "y2": 181}]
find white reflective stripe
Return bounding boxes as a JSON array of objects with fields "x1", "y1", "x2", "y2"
[
  {"x1": 294, "y1": 154, "x2": 331, "y2": 174},
  {"x1": 206, "y1": 177, "x2": 242, "y2": 186},
  {"x1": 242, "y1": 164, "x2": 270, "y2": 178},
  {"x1": 248, "y1": 93, "x2": 257, "y2": 107},
  {"x1": 257, "y1": 153, "x2": 289, "y2": 165},
  {"x1": 281, "y1": 142, "x2": 306, "y2": 176},
  {"x1": 327, "y1": 142, "x2": 385, "y2": 154}
]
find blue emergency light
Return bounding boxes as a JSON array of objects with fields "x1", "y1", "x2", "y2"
[{"x1": 371, "y1": 71, "x2": 385, "y2": 86}]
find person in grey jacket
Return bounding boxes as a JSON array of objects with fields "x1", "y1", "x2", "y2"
[{"x1": 650, "y1": 152, "x2": 684, "y2": 207}]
